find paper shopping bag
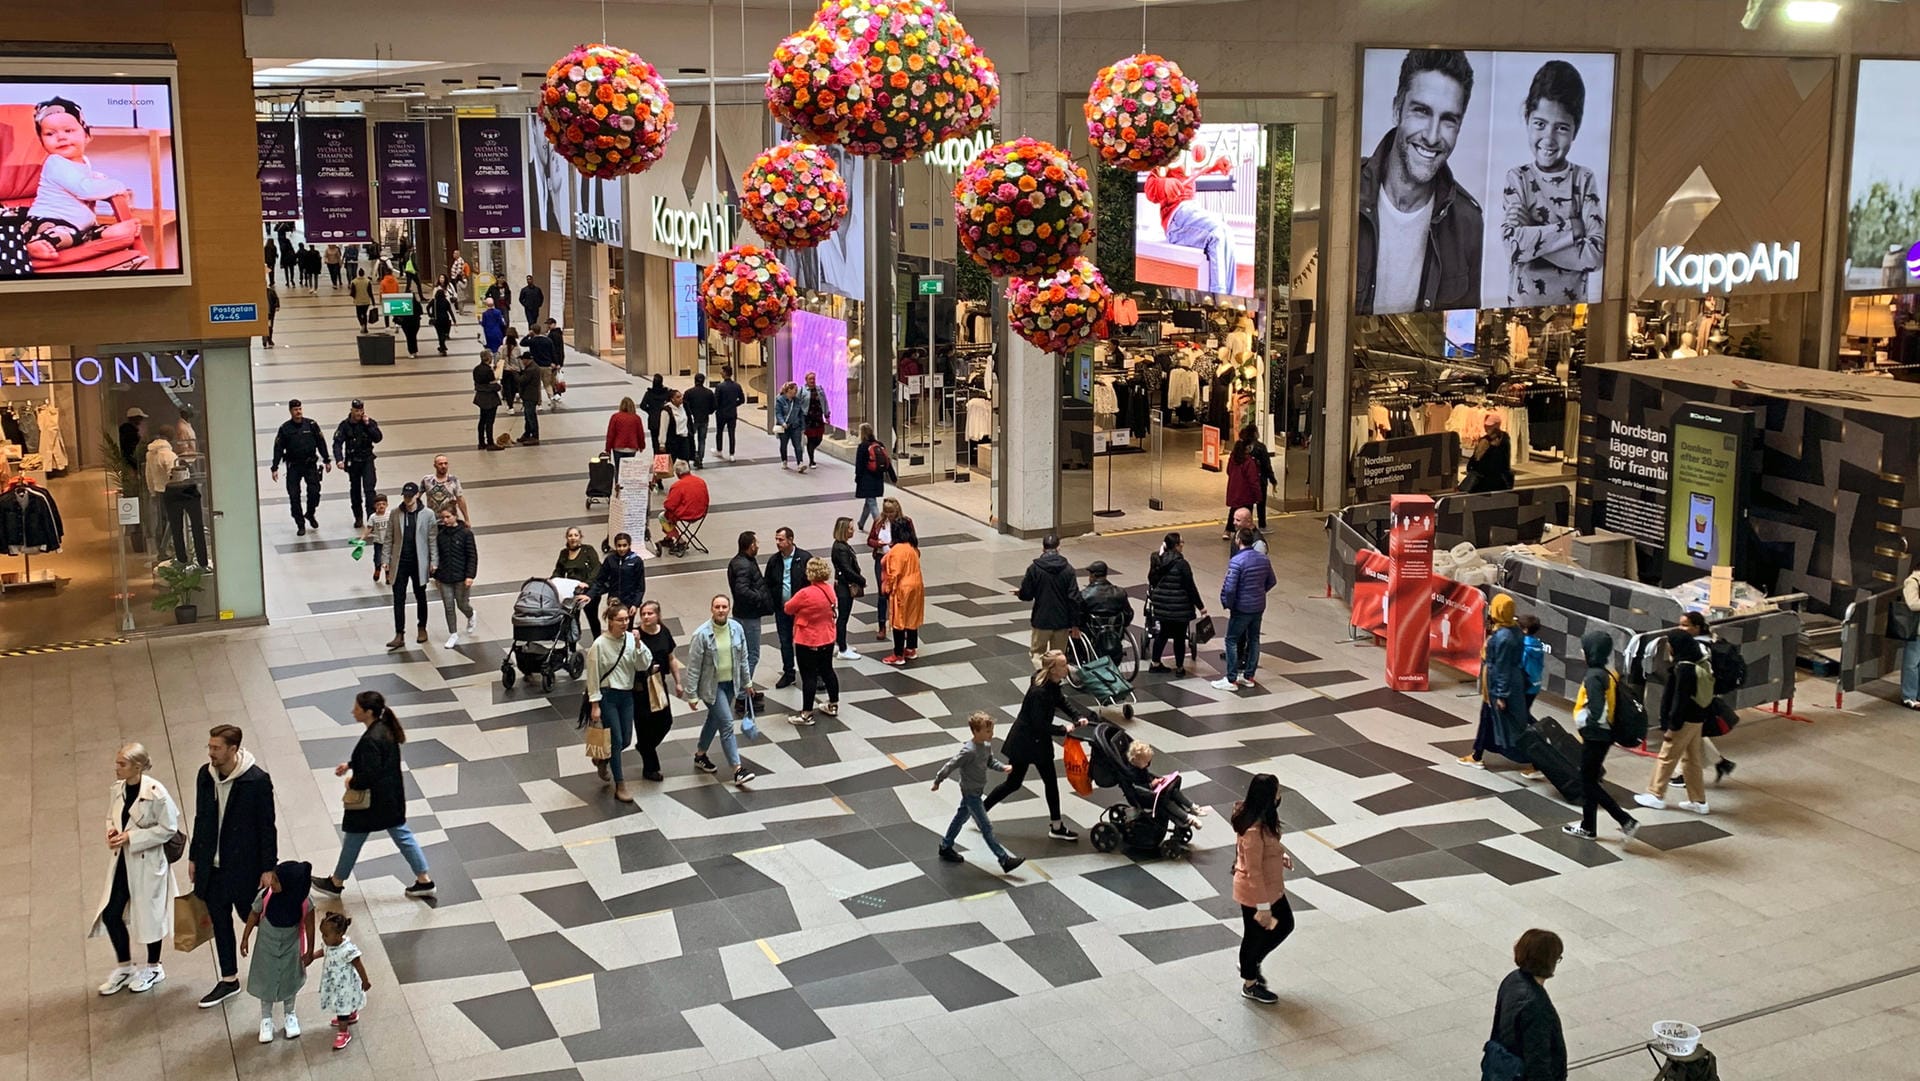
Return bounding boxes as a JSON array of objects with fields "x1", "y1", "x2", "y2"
[{"x1": 174, "y1": 893, "x2": 214, "y2": 953}]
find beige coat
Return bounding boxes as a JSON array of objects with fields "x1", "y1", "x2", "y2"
[{"x1": 88, "y1": 776, "x2": 182, "y2": 947}]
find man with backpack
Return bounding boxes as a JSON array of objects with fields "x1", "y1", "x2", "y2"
[
  {"x1": 1674, "y1": 611, "x2": 1739, "y2": 785},
  {"x1": 1562, "y1": 631, "x2": 1641, "y2": 844},
  {"x1": 854, "y1": 422, "x2": 892, "y2": 528},
  {"x1": 1636, "y1": 629, "x2": 1713, "y2": 814}
]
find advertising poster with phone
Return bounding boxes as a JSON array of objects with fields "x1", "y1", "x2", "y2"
[
  {"x1": 1664, "y1": 403, "x2": 1753, "y2": 585},
  {"x1": 298, "y1": 116, "x2": 370, "y2": 242},
  {"x1": 257, "y1": 121, "x2": 299, "y2": 221}
]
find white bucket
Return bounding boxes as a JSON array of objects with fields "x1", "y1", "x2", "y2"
[{"x1": 1652, "y1": 1020, "x2": 1700, "y2": 1056}]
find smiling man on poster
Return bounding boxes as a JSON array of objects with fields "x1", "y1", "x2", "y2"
[{"x1": 1356, "y1": 49, "x2": 1483, "y2": 315}]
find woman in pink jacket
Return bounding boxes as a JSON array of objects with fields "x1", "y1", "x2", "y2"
[
  {"x1": 1231, "y1": 773, "x2": 1294, "y2": 1004},
  {"x1": 782, "y1": 557, "x2": 840, "y2": 725}
]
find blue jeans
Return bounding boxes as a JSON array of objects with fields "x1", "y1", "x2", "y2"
[
  {"x1": 700, "y1": 680, "x2": 742, "y2": 767},
  {"x1": 739, "y1": 617, "x2": 762, "y2": 691},
  {"x1": 774, "y1": 610, "x2": 797, "y2": 677},
  {"x1": 941, "y1": 793, "x2": 1009, "y2": 860},
  {"x1": 1224, "y1": 609, "x2": 1263, "y2": 681},
  {"x1": 598, "y1": 687, "x2": 636, "y2": 782},
  {"x1": 857, "y1": 496, "x2": 879, "y2": 529},
  {"x1": 333, "y1": 823, "x2": 430, "y2": 882},
  {"x1": 779, "y1": 427, "x2": 804, "y2": 464},
  {"x1": 1904, "y1": 639, "x2": 1920, "y2": 701}
]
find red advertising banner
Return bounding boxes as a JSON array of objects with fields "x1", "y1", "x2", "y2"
[
  {"x1": 1352, "y1": 550, "x2": 1488, "y2": 679},
  {"x1": 1200, "y1": 425, "x2": 1222, "y2": 471},
  {"x1": 1385, "y1": 495, "x2": 1436, "y2": 690}
]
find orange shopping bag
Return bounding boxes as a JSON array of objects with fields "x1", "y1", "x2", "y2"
[{"x1": 1063, "y1": 736, "x2": 1092, "y2": 797}]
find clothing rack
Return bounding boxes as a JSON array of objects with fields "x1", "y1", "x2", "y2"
[{"x1": 0, "y1": 478, "x2": 62, "y2": 595}]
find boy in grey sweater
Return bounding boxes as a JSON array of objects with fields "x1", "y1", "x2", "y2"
[{"x1": 933, "y1": 712, "x2": 1025, "y2": 874}]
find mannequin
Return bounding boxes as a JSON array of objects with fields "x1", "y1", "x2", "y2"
[{"x1": 1670, "y1": 331, "x2": 1698, "y2": 359}]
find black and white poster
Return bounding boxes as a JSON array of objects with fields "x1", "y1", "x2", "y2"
[
  {"x1": 1356, "y1": 48, "x2": 1616, "y2": 315},
  {"x1": 527, "y1": 132, "x2": 570, "y2": 236}
]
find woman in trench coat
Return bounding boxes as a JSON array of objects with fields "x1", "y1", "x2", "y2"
[{"x1": 90, "y1": 742, "x2": 182, "y2": 995}]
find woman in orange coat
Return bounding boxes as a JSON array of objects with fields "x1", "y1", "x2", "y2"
[{"x1": 881, "y1": 520, "x2": 925, "y2": 667}]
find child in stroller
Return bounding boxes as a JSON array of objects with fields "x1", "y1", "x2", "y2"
[{"x1": 1085, "y1": 723, "x2": 1203, "y2": 858}]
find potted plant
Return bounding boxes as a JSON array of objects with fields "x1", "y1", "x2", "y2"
[
  {"x1": 101, "y1": 430, "x2": 146, "y2": 553},
  {"x1": 153, "y1": 561, "x2": 207, "y2": 625}
]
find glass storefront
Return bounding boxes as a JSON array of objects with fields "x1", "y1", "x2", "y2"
[{"x1": 0, "y1": 341, "x2": 261, "y2": 650}]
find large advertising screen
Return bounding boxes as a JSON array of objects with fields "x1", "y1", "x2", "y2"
[
  {"x1": 672, "y1": 259, "x2": 702, "y2": 339},
  {"x1": 1133, "y1": 122, "x2": 1258, "y2": 297},
  {"x1": 1845, "y1": 59, "x2": 1920, "y2": 291},
  {"x1": 0, "y1": 65, "x2": 186, "y2": 290},
  {"x1": 1356, "y1": 48, "x2": 1616, "y2": 315},
  {"x1": 784, "y1": 309, "x2": 848, "y2": 427}
]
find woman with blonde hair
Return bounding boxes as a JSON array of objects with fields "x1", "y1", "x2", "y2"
[
  {"x1": 91, "y1": 742, "x2": 182, "y2": 995},
  {"x1": 831, "y1": 516, "x2": 867, "y2": 660},
  {"x1": 784, "y1": 556, "x2": 841, "y2": 724}
]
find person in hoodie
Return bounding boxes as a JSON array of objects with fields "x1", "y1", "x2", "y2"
[
  {"x1": 1213, "y1": 529, "x2": 1277, "y2": 691},
  {"x1": 1016, "y1": 534, "x2": 1083, "y2": 669},
  {"x1": 640, "y1": 374, "x2": 673, "y2": 450},
  {"x1": 187, "y1": 724, "x2": 277, "y2": 1010},
  {"x1": 1460, "y1": 595, "x2": 1541, "y2": 778},
  {"x1": 1561, "y1": 631, "x2": 1640, "y2": 844},
  {"x1": 1636, "y1": 629, "x2": 1712, "y2": 815}
]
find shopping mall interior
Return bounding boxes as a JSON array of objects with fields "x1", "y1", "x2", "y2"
[{"x1": 7, "y1": 1, "x2": 1920, "y2": 1078}]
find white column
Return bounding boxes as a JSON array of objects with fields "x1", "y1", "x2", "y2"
[{"x1": 1000, "y1": 335, "x2": 1058, "y2": 534}]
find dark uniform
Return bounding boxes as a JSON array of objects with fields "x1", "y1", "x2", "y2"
[
  {"x1": 271, "y1": 416, "x2": 330, "y2": 528},
  {"x1": 332, "y1": 412, "x2": 385, "y2": 527}
]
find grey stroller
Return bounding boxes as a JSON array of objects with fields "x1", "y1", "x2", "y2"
[{"x1": 502, "y1": 577, "x2": 585, "y2": 691}]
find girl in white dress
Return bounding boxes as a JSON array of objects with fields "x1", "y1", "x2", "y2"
[{"x1": 309, "y1": 911, "x2": 371, "y2": 1050}]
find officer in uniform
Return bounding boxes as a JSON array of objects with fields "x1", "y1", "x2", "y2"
[
  {"x1": 331, "y1": 398, "x2": 385, "y2": 529},
  {"x1": 269, "y1": 399, "x2": 331, "y2": 535}
]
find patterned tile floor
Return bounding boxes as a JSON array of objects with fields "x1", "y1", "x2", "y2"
[{"x1": 13, "y1": 293, "x2": 1920, "y2": 1081}]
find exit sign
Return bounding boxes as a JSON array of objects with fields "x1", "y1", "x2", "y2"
[{"x1": 917, "y1": 276, "x2": 944, "y2": 296}]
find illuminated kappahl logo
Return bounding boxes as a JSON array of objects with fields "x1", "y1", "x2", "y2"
[
  {"x1": 651, "y1": 196, "x2": 732, "y2": 258},
  {"x1": 1654, "y1": 241, "x2": 1801, "y2": 294},
  {"x1": 925, "y1": 128, "x2": 995, "y2": 171}
]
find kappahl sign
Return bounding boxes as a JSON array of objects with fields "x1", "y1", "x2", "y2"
[
  {"x1": 1654, "y1": 241, "x2": 1802, "y2": 294},
  {"x1": 651, "y1": 197, "x2": 732, "y2": 258}
]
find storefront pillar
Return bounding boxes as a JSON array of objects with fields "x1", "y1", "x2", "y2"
[{"x1": 1000, "y1": 336, "x2": 1068, "y2": 537}]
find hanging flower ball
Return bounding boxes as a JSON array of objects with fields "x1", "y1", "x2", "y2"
[
  {"x1": 954, "y1": 136, "x2": 1093, "y2": 278},
  {"x1": 813, "y1": 0, "x2": 991, "y2": 162},
  {"x1": 1005, "y1": 258, "x2": 1112, "y2": 354},
  {"x1": 740, "y1": 141, "x2": 851, "y2": 249},
  {"x1": 538, "y1": 43, "x2": 677, "y2": 178},
  {"x1": 942, "y1": 39, "x2": 999, "y2": 142},
  {"x1": 1084, "y1": 53, "x2": 1201, "y2": 172},
  {"x1": 765, "y1": 26, "x2": 872, "y2": 145},
  {"x1": 701, "y1": 245, "x2": 798, "y2": 343}
]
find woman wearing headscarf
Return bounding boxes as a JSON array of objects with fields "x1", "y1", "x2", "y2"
[
  {"x1": 91, "y1": 742, "x2": 182, "y2": 995},
  {"x1": 1459, "y1": 595, "x2": 1540, "y2": 778},
  {"x1": 1636, "y1": 629, "x2": 1712, "y2": 814},
  {"x1": 880, "y1": 519, "x2": 925, "y2": 666}
]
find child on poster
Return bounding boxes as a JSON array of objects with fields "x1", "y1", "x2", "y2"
[
  {"x1": 23, "y1": 97, "x2": 142, "y2": 262},
  {"x1": 1499, "y1": 61, "x2": 1605, "y2": 306}
]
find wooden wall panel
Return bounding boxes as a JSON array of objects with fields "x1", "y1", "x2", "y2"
[
  {"x1": 0, "y1": 0, "x2": 265, "y2": 343},
  {"x1": 1630, "y1": 53, "x2": 1835, "y2": 300}
]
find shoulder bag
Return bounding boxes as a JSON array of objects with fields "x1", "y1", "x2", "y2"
[
  {"x1": 579, "y1": 634, "x2": 630, "y2": 760},
  {"x1": 163, "y1": 828, "x2": 188, "y2": 863}
]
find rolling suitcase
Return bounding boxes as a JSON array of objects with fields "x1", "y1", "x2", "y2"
[
  {"x1": 585, "y1": 454, "x2": 616, "y2": 510},
  {"x1": 1517, "y1": 716, "x2": 1585, "y2": 803}
]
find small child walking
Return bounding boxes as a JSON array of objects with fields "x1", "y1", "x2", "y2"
[
  {"x1": 933, "y1": 712, "x2": 1024, "y2": 874},
  {"x1": 309, "y1": 911, "x2": 371, "y2": 1050},
  {"x1": 364, "y1": 494, "x2": 389, "y2": 581},
  {"x1": 240, "y1": 860, "x2": 315, "y2": 1043}
]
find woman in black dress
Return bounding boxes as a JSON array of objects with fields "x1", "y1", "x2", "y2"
[
  {"x1": 632, "y1": 600, "x2": 685, "y2": 782},
  {"x1": 830, "y1": 516, "x2": 867, "y2": 659}
]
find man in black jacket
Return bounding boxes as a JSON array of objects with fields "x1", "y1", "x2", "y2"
[
  {"x1": 332, "y1": 398, "x2": 384, "y2": 529},
  {"x1": 545, "y1": 318, "x2": 567, "y2": 406},
  {"x1": 684, "y1": 373, "x2": 717, "y2": 468},
  {"x1": 1079, "y1": 560, "x2": 1134, "y2": 663},
  {"x1": 519, "y1": 275, "x2": 545, "y2": 330},
  {"x1": 188, "y1": 724, "x2": 277, "y2": 1009},
  {"x1": 432, "y1": 507, "x2": 479, "y2": 647},
  {"x1": 764, "y1": 526, "x2": 812, "y2": 689},
  {"x1": 714, "y1": 366, "x2": 746, "y2": 461},
  {"x1": 728, "y1": 531, "x2": 773, "y2": 703},
  {"x1": 1016, "y1": 534, "x2": 1083, "y2": 669},
  {"x1": 269, "y1": 399, "x2": 331, "y2": 535},
  {"x1": 524, "y1": 325, "x2": 556, "y2": 408},
  {"x1": 589, "y1": 532, "x2": 646, "y2": 612}
]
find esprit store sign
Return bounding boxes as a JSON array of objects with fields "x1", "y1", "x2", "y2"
[
  {"x1": 3, "y1": 351, "x2": 200, "y2": 387},
  {"x1": 1653, "y1": 241, "x2": 1802, "y2": 294},
  {"x1": 575, "y1": 210, "x2": 624, "y2": 246},
  {"x1": 651, "y1": 196, "x2": 732, "y2": 258}
]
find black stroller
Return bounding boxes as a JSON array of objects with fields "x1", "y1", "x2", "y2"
[
  {"x1": 1084, "y1": 722, "x2": 1195, "y2": 859},
  {"x1": 502, "y1": 577, "x2": 585, "y2": 691}
]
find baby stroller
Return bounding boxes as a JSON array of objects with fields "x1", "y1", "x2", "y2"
[
  {"x1": 1083, "y1": 722, "x2": 1195, "y2": 859},
  {"x1": 502, "y1": 577, "x2": 585, "y2": 692},
  {"x1": 1066, "y1": 627, "x2": 1136, "y2": 708}
]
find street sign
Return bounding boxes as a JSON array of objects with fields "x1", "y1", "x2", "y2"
[
  {"x1": 917, "y1": 275, "x2": 944, "y2": 296},
  {"x1": 209, "y1": 303, "x2": 258, "y2": 323}
]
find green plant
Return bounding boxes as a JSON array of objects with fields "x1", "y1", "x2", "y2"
[
  {"x1": 1848, "y1": 180, "x2": 1920, "y2": 269},
  {"x1": 1096, "y1": 164, "x2": 1139, "y2": 295},
  {"x1": 100, "y1": 430, "x2": 139, "y2": 495},
  {"x1": 1734, "y1": 325, "x2": 1771, "y2": 360},
  {"x1": 152, "y1": 561, "x2": 207, "y2": 613}
]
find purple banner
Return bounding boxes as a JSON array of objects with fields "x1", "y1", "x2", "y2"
[
  {"x1": 376, "y1": 121, "x2": 430, "y2": 220},
  {"x1": 458, "y1": 117, "x2": 526, "y2": 241},
  {"x1": 257, "y1": 121, "x2": 299, "y2": 222},
  {"x1": 298, "y1": 117, "x2": 371, "y2": 242}
]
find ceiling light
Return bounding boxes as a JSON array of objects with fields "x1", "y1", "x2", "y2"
[{"x1": 1784, "y1": 1, "x2": 1840, "y2": 22}]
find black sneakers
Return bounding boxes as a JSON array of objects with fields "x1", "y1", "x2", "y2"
[
  {"x1": 1715, "y1": 758, "x2": 1736, "y2": 783},
  {"x1": 1242, "y1": 982, "x2": 1279, "y2": 1005},
  {"x1": 998, "y1": 855, "x2": 1025, "y2": 873},
  {"x1": 311, "y1": 875, "x2": 345, "y2": 896},
  {"x1": 1048, "y1": 824, "x2": 1078, "y2": 842},
  {"x1": 937, "y1": 847, "x2": 963, "y2": 863},
  {"x1": 693, "y1": 753, "x2": 718, "y2": 774},
  {"x1": 404, "y1": 879, "x2": 436, "y2": 898},
  {"x1": 198, "y1": 980, "x2": 242, "y2": 1008}
]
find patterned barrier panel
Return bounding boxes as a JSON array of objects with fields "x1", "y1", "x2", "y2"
[
  {"x1": 1636, "y1": 609, "x2": 1801, "y2": 711},
  {"x1": 1490, "y1": 586, "x2": 1637, "y2": 706},
  {"x1": 1501, "y1": 553, "x2": 1687, "y2": 628},
  {"x1": 1325, "y1": 514, "x2": 1379, "y2": 609},
  {"x1": 1840, "y1": 586, "x2": 1903, "y2": 696},
  {"x1": 1435, "y1": 485, "x2": 1572, "y2": 549}
]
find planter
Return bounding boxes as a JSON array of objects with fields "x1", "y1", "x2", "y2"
[{"x1": 174, "y1": 605, "x2": 197, "y2": 625}]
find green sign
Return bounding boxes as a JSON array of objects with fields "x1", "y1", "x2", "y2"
[
  {"x1": 382, "y1": 295, "x2": 416, "y2": 317},
  {"x1": 917, "y1": 275, "x2": 944, "y2": 296}
]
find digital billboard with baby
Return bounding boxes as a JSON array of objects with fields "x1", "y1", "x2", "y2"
[{"x1": 0, "y1": 72, "x2": 184, "y2": 288}]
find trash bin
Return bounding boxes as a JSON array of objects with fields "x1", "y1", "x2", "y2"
[{"x1": 356, "y1": 332, "x2": 395, "y2": 366}]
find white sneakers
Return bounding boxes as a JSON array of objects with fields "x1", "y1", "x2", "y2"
[
  {"x1": 128, "y1": 964, "x2": 164, "y2": 993},
  {"x1": 258, "y1": 1018, "x2": 275, "y2": 1044},
  {"x1": 466, "y1": 616, "x2": 477, "y2": 635},
  {"x1": 260, "y1": 1013, "x2": 301, "y2": 1042},
  {"x1": 837, "y1": 648, "x2": 860, "y2": 661},
  {"x1": 285, "y1": 1013, "x2": 301, "y2": 1039},
  {"x1": 444, "y1": 634, "x2": 459, "y2": 649},
  {"x1": 1679, "y1": 800, "x2": 1710, "y2": 815},
  {"x1": 98, "y1": 965, "x2": 134, "y2": 995},
  {"x1": 1210, "y1": 678, "x2": 1237, "y2": 690},
  {"x1": 1634, "y1": 793, "x2": 1667, "y2": 810}
]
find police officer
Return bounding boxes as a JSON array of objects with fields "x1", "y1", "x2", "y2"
[
  {"x1": 269, "y1": 399, "x2": 330, "y2": 535},
  {"x1": 332, "y1": 398, "x2": 385, "y2": 529}
]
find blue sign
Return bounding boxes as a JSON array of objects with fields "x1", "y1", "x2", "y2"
[
  {"x1": 209, "y1": 303, "x2": 258, "y2": 323},
  {"x1": 672, "y1": 260, "x2": 702, "y2": 339}
]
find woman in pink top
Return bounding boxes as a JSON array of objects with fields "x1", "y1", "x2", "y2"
[
  {"x1": 1231, "y1": 773, "x2": 1294, "y2": 1004},
  {"x1": 782, "y1": 557, "x2": 840, "y2": 725}
]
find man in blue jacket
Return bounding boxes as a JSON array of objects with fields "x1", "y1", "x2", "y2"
[{"x1": 1213, "y1": 528, "x2": 1276, "y2": 691}]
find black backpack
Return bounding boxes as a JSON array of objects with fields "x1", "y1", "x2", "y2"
[
  {"x1": 1707, "y1": 641, "x2": 1746, "y2": 695},
  {"x1": 1610, "y1": 675, "x2": 1650, "y2": 749}
]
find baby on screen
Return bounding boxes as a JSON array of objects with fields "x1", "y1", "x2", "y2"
[{"x1": 23, "y1": 96, "x2": 142, "y2": 260}]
